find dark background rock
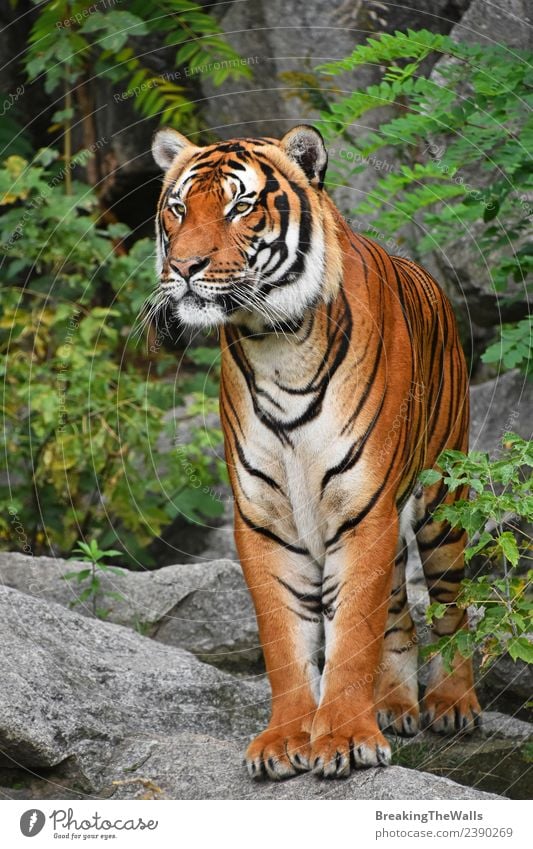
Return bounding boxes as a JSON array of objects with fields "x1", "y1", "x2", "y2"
[
  {"x1": 200, "y1": 0, "x2": 470, "y2": 140},
  {"x1": 422, "y1": 0, "x2": 533, "y2": 350},
  {"x1": 475, "y1": 653, "x2": 533, "y2": 721}
]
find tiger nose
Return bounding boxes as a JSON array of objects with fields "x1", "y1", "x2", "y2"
[{"x1": 169, "y1": 255, "x2": 210, "y2": 281}]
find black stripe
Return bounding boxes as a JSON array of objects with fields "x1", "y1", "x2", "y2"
[
  {"x1": 418, "y1": 525, "x2": 465, "y2": 551},
  {"x1": 385, "y1": 625, "x2": 412, "y2": 637},
  {"x1": 236, "y1": 502, "x2": 308, "y2": 555},
  {"x1": 222, "y1": 406, "x2": 284, "y2": 495},
  {"x1": 276, "y1": 576, "x2": 323, "y2": 613},
  {"x1": 321, "y1": 390, "x2": 385, "y2": 494},
  {"x1": 325, "y1": 451, "x2": 397, "y2": 548}
]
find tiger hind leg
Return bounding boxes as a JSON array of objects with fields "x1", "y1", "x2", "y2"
[
  {"x1": 375, "y1": 535, "x2": 420, "y2": 736},
  {"x1": 417, "y1": 482, "x2": 481, "y2": 734}
]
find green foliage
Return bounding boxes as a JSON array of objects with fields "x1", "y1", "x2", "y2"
[
  {"x1": 0, "y1": 153, "x2": 225, "y2": 565},
  {"x1": 64, "y1": 539, "x2": 124, "y2": 618},
  {"x1": 482, "y1": 316, "x2": 533, "y2": 373},
  {"x1": 420, "y1": 434, "x2": 533, "y2": 669},
  {"x1": 317, "y1": 29, "x2": 533, "y2": 374},
  {"x1": 24, "y1": 0, "x2": 250, "y2": 131}
]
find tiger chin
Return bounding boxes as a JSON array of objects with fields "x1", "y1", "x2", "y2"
[{"x1": 151, "y1": 124, "x2": 481, "y2": 781}]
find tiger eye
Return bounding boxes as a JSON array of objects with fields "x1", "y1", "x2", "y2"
[{"x1": 234, "y1": 201, "x2": 251, "y2": 213}]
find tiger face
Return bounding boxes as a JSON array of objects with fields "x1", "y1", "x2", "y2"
[{"x1": 152, "y1": 126, "x2": 342, "y2": 330}]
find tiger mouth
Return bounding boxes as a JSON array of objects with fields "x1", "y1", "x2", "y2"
[
  {"x1": 178, "y1": 291, "x2": 239, "y2": 316},
  {"x1": 180, "y1": 292, "x2": 209, "y2": 309}
]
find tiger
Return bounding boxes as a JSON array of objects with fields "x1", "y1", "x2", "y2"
[{"x1": 151, "y1": 124, "x2": 481, "y2": 780}]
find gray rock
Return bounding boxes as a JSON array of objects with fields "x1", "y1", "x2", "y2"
[
  {"x1": 480, "y1": 711, "x2": 533, "y2": 740},
  {"x1": 201, "y1": 0, "x2": 468, "y2": 140},
  {"x1": 0, "y1": 586, "x2": 269, "y2": 770},
  {"x1": 0, "y1": 552, "x2": 260, "y2": 670},
  {"x1": 200, "y1": 0, "x2": 469, "y2": 224},
  {"x1": 426, "y1": 233, "x2": 530, "y2": 331},
  {"x1": 469, "y1": 370, "x2": 533, "y2": 455},
  {"x1": 396, "y1": 734, "x2": 530, "y2": 800},
  {"x1": 453, "y1": 0, "x2": 532, "y2": 48},
  {"x1": 152, "y1": 511, "x2": 238, "y2": 567},
  {"x1": 0, "y1": 585, "x2": 502, "y2": 800},
  {"x1": 0, "y1": 730, "x2": 502, "y2": 800},
  {"x1": 396, "y1": 710, "x2": 533, "y2": 799},
  {"x1": 97, "y1": 733, "x2": 500, "y2": 801}
]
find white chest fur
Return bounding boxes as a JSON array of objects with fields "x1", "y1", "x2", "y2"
[{"x1": 233, "y1": 359, "x2": 369, "y2": 565}]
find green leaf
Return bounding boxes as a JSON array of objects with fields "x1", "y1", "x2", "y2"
[
  {"x1": 62, "y1": 569, "x2": 92, "y2": 582},
  {"x1": 465, "y1": 531, "x2": 493, "y2": 563},
  {"x1": 508, "y1": 637, "x2": 533, "y2": 664},
  {"x1": 419, "y1": 468, "x2": 442, "y2": 487},
  {"x1": 76, "y1": 587, "x2": 95, "y2": 603},
  {"x1": 426, "y1": 602, "x2": 447, "y2": 623},
  {"x1": 498, "y1": 531, "x2": 520, "y2": 567}
]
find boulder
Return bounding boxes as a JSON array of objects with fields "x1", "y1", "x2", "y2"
[
  {"x1": 453, "y1": 0, "x2": 532, "y2": 48},
  {"x1": 0, "y1": 585, "x2": 269, "y2": 771},
  {"x1": 0, "y1": 729, "x2": 502, "y2": 800},
  {"x1": 97, "y1": 733, "x2": 501, "y2": 801},
  {"x1": 0, "y1": 584, "x2": 515, "y2": 800},
  {"x1": 0, "y1": 553, "x2": 260, "y2": 670},
  {"x1": 200, "y1": 0, "x2": 469, "y2": 141},
  {"x1": 469, "y1": 369, "x2": 533, "y2": 455}
]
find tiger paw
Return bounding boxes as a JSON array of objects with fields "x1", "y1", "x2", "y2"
[
  {"x1": 422, "y1": 654, "x2": 481, "y2": 735},
  {"x1": 376, "y1": 698, "x2": 420, "y2": 736},
  {"x1": 245, "y1": 728, "x2": 311, "y2": 780},
  {"x1": 310, "y1": 727, "x2": 391, "y2": 778},
  {"x1": 375, "y1": 675, "x2": 420, "y2": 736},
  {"x1": 422, "y1": 688, "x2": 481, "y2": 735}
]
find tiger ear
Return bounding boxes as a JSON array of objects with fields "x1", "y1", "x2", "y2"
[
  {"x1": 279, "y1": 125, "x2": 328, "y2": 189},
  {"x1": 152, "y1": 128, "x2": 196, "y2": 171}
]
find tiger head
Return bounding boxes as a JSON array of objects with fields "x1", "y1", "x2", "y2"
[{"x1": 151, "y1": 126, "x2": 343, "y2": 330}]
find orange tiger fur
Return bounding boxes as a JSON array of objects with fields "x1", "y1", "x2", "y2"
[{"x1": 151, "y1": 125, "x2": 481, "y2": 780}]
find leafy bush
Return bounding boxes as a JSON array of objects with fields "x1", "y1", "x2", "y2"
[
  {"x1": 316, "y1": 29, "x2": 533, "y2": 374},
  {"x1": 0, "y1": 152, "x2": 225, "y2": 565},
  {"x1": 25, "y1": 0, "x2": 250, "y2": 131},
  {"x1": 419, "y1": 434, "x2": 533, "y2": 668},
  {"x1": 0, "y1": 1, "x2": 246, "y2": 564}
]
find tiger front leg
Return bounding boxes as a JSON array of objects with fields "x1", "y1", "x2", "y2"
[
  {"x1": 235, "y1": 513, "x2": 323, "y2": 780},
  {"x1": 310, "y1": 512, "x2": 397, "y2": 777}
]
